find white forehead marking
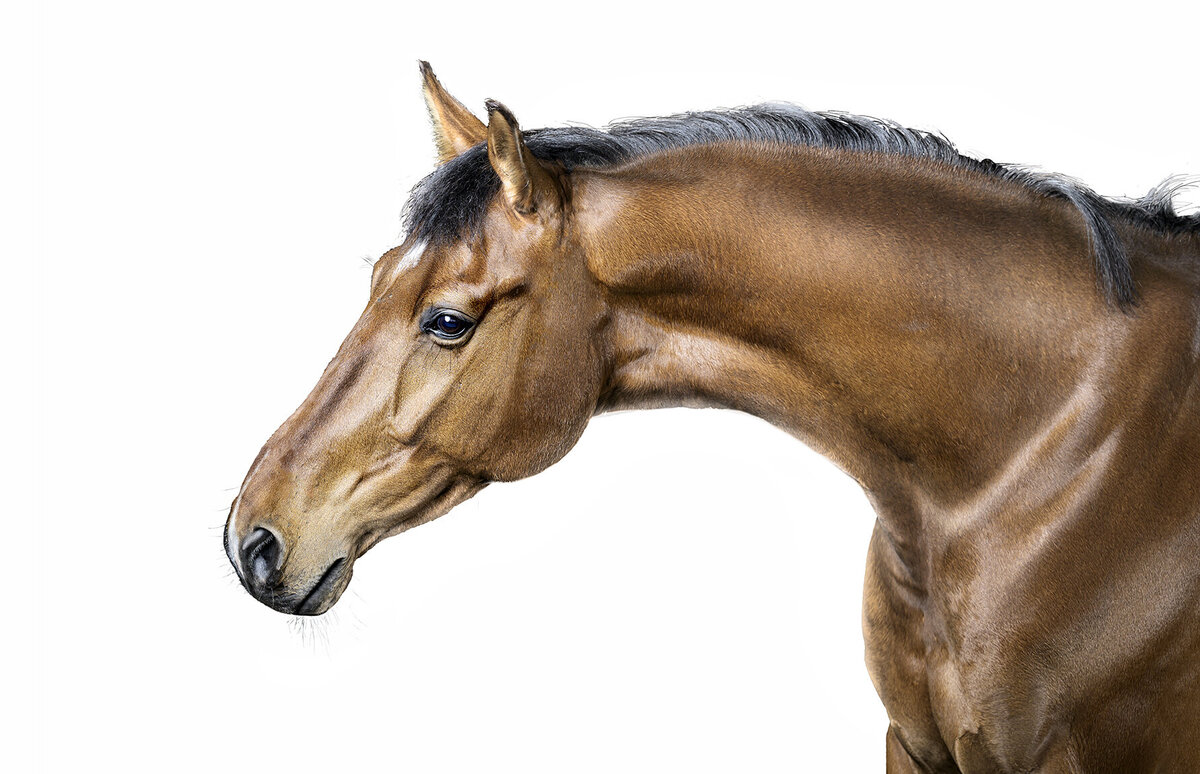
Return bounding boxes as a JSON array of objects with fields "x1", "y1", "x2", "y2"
[
  {"x1": 378, "y1": 238, "x2": 430, "y2": 294},
  {"x1": 393, "y1": 238, "x2": 428, "y2": 277}
]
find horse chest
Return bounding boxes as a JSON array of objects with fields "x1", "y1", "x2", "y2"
[{"x1": 911, "y1": 524, "x2": 1200, "y2": 772}]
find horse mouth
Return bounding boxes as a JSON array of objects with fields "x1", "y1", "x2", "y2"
[
  {"x1": 246, "y1": 477, "x2": 486, "y2": 617},
  {"x1": 294, "y1": 557, "x2": 348, "y2": 616}
]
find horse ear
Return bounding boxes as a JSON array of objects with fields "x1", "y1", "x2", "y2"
[
  {"x1": 419, "y1": 61, "x2": 486, "y2": 163},
  {"x1": 485, "y1": 99, "x2": 557, "y2": 216}
]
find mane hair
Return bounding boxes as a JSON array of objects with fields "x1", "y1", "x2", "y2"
[{"x1": 402, "y1": 103, "x2": 1200, "y2": 309}]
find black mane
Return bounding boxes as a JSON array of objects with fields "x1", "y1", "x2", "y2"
[{"x1": 403, "y1": 103, "x2": 1199, "y2": 308}]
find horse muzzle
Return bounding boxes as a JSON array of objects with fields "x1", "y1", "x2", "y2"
[{"x1": 225, "y1": 523, "x2": 351, "y2": 615}]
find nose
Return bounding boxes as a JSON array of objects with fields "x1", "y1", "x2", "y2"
[{"x1": 240, "y1": 527, "x2": 283, "y2": 589}]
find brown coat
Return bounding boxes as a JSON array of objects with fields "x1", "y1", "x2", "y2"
[{"x1": 226, "y1": 65, "x2": 1200, "y2": 771}]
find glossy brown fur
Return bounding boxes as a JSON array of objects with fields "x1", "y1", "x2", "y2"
[{"x1": 226, "y1": 66, "x2": 1200, "y2": 771}]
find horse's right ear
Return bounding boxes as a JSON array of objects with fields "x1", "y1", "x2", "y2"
[
  {"x1": 485, "y1": 99, "x2": 558, "y2": 218},
  {"x1": 419, "y1": 61, "x2": 486, "y2": 163}
]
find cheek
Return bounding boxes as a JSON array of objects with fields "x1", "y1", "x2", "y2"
[
  {"x1": 402, "y1": 299, "x2": 607, "y2": 481},
  {"x1": 396, "y1": 345, "x2": 518, "y2": 466},
  {"x1": 476, "y1": 338, "x2": 605, "y2": 481}
]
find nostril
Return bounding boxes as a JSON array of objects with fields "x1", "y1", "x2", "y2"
[{"x1": 241, "y1": 527, "x2": 282, "y2": 587}]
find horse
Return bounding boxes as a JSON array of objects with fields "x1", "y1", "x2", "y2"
[{"x1": 224, "y1": 62, "x2": 1200, "y2": 772}]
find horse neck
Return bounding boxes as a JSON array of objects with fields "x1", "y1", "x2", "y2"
[{"x1": 571, "y1": 144, "x2": 1195, "y2": 530}]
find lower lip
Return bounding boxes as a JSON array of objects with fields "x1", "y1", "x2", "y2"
[{"x1": 295, "y1": 557, "x2": 346, "y2": 615}]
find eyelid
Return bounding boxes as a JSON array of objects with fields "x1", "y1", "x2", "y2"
[{"x1": 420, "y1": 307, "x2": 476, "y2": 328}]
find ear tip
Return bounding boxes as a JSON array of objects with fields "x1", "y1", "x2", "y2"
[
  {"x1": 418, "y1": 60, "x2": 434, "y2": 80},
  {"x1": 485, "y1": 99, "x2": 517, "y2": 125}
]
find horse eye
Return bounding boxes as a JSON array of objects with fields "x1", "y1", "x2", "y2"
[{"x1": 423, "y1": 310, "x2": 475, "y2": 341}]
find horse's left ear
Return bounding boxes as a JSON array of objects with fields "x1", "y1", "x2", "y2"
[
  {"x1": 420, "y1": 61, "x2": 487, "y2": 163},
  {"x1": 485, "y1": 99, "x2": 559, "y2": 217}
]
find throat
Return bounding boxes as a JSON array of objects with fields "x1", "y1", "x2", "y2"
[
  {"x1": 598, "y1": 300, "x2": 936, "y2": 496},
  {"x1": 601, "y1": 309, "x2": 794, "y2": 415}
]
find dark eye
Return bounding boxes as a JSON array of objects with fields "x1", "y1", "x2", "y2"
[{"x1": 423, "y1": 310, "x2": 475, "y2": 341}]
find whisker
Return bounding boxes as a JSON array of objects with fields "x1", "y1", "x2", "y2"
[{"x1": 288, "y1": 611, "x2": 339, "y2": 655}]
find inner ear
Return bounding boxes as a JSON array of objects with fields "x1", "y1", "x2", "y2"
[{"x1": 485, "y1": 99, "x2": 559, "y2": 217}]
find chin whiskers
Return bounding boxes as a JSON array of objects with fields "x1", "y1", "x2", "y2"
[
  {"x1": 285, "y1": 588, "x2": 368, "y2": 653},
  {"x1": 288, "y1": 611, "x2": 337, "y2": 654}
]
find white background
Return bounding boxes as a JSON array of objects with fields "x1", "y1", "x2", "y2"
[{"x1": 16, "y1": 2, "x2": 1198, "y2": 771}]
